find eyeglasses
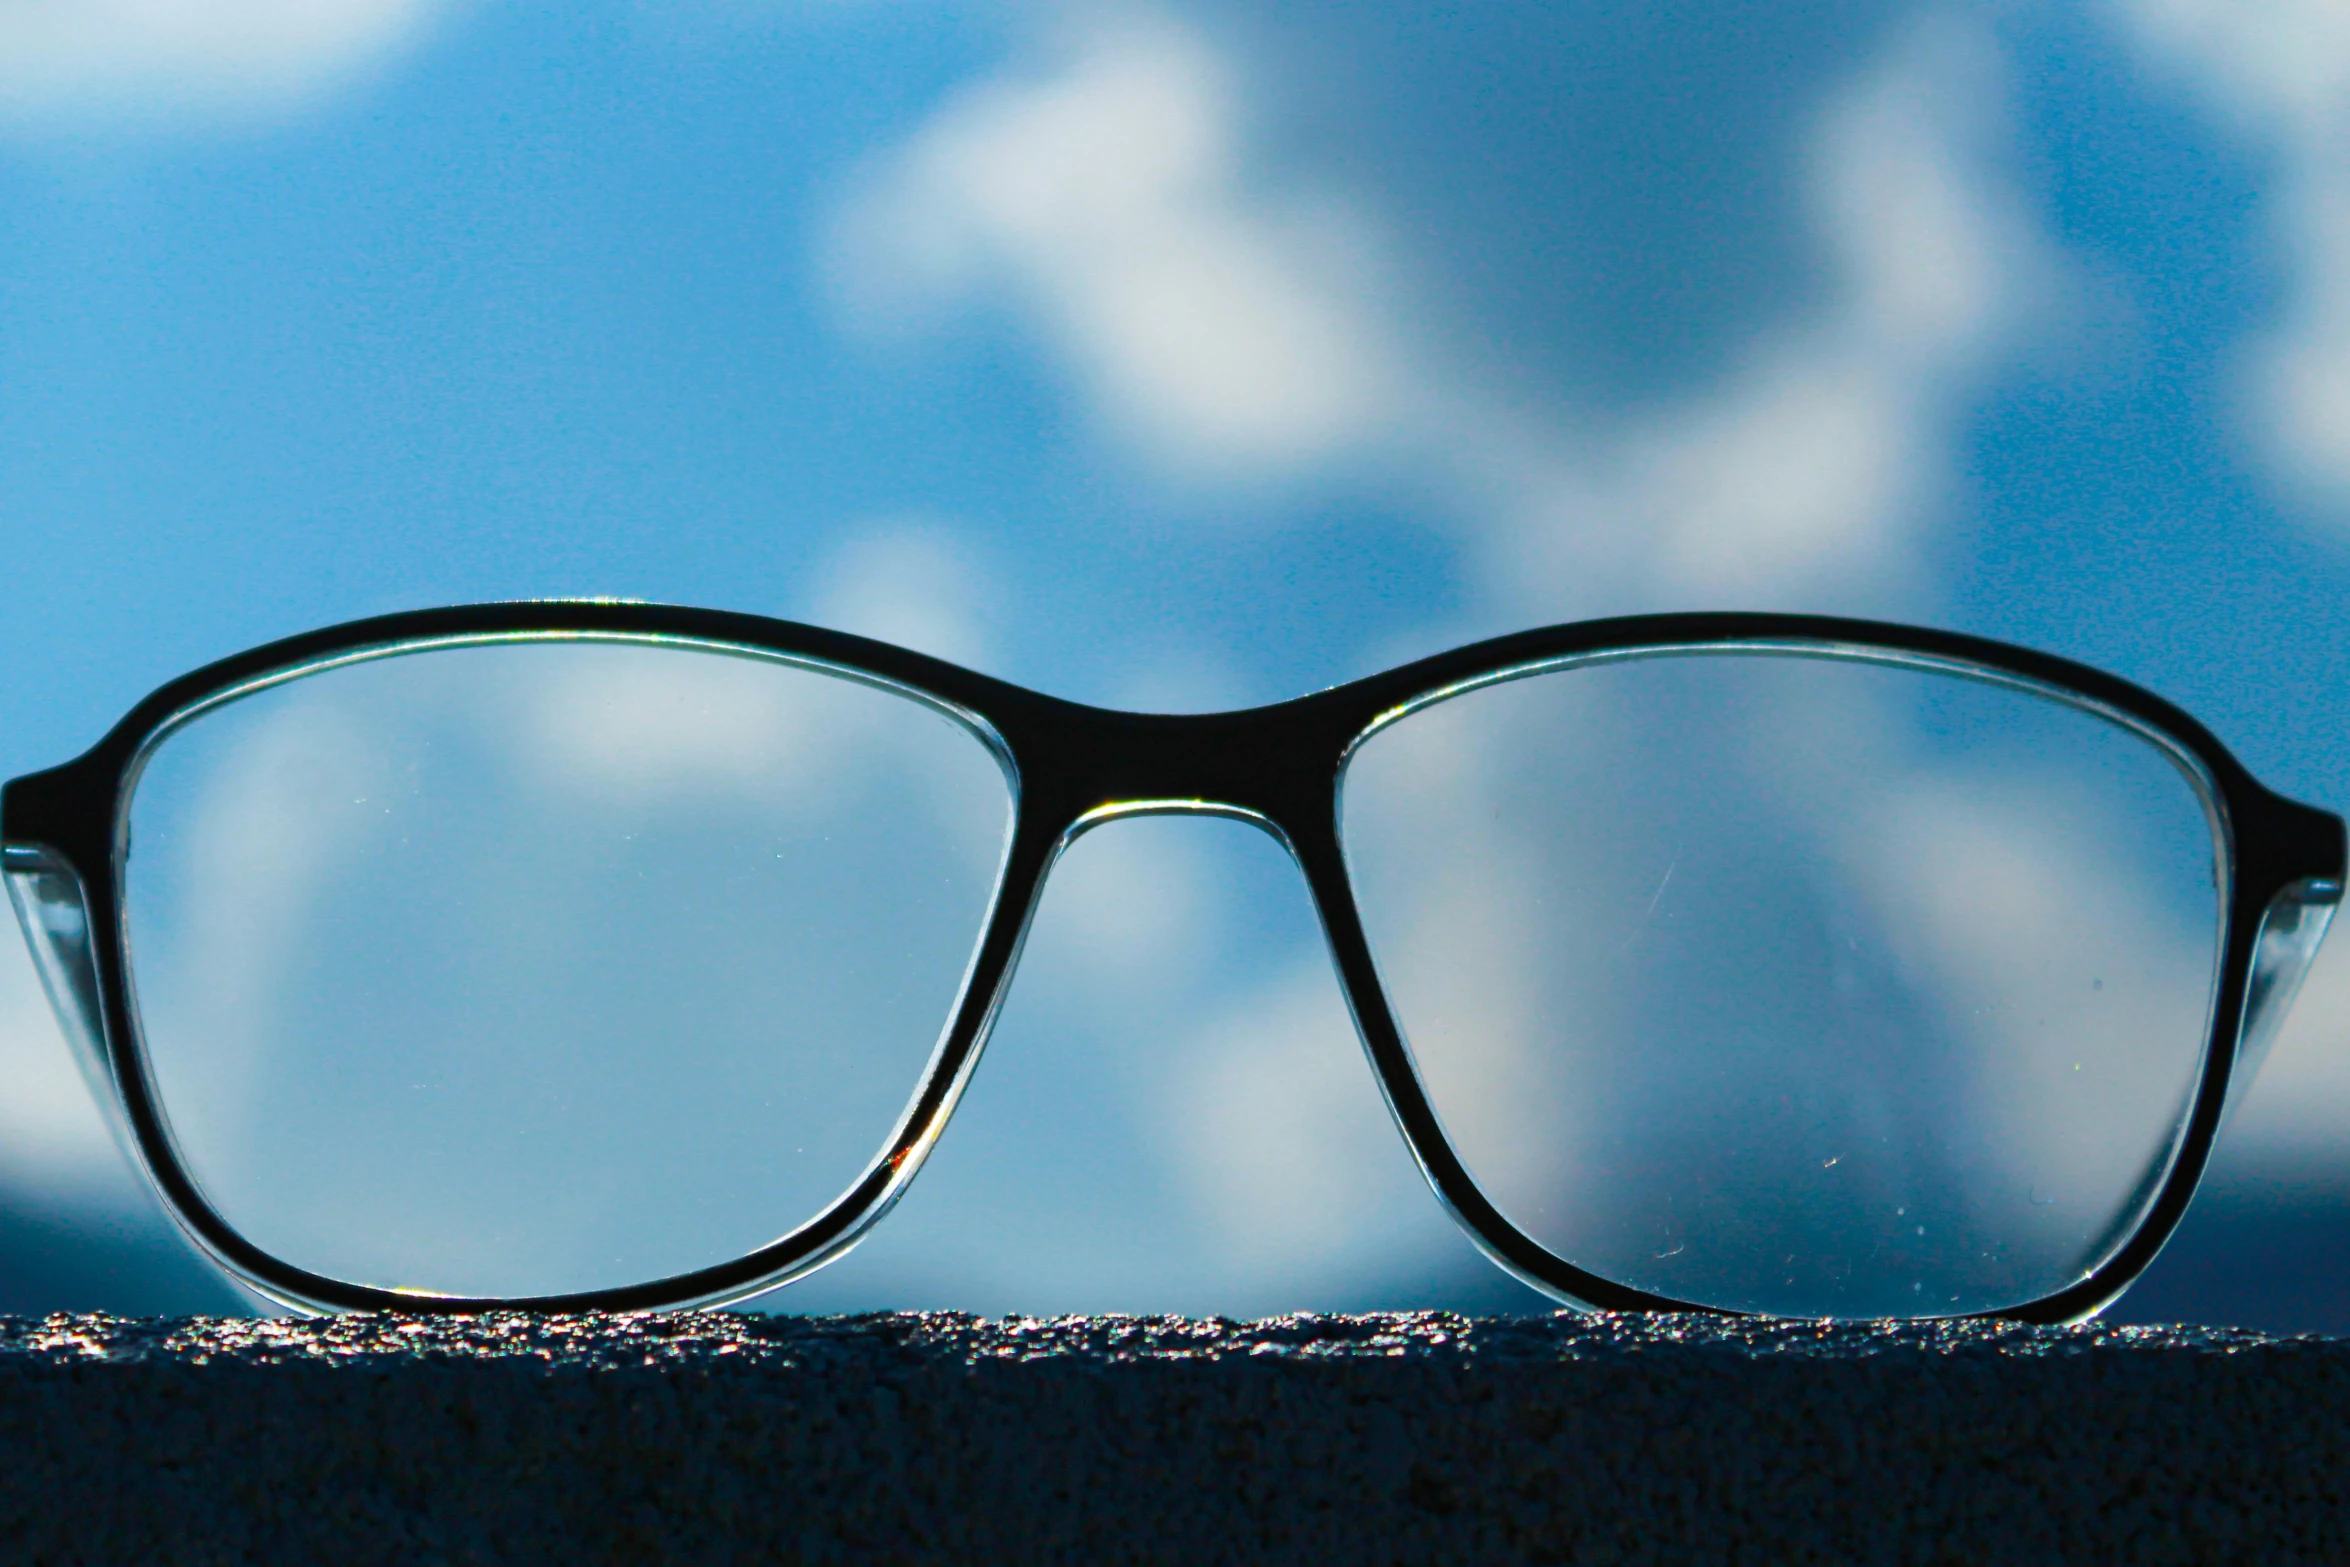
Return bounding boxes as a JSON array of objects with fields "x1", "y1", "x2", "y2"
[{"x1": 2, "y1": 603, "x2": 2340, "y2": 1321}]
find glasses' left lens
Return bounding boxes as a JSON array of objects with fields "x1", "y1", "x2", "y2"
[
  {"x1": 122, "y1": 639, "x2": 1013, "y2": 1302},
  {"x1": 1340, "y1": 649, "x2": 2227, "y2": 1318}
]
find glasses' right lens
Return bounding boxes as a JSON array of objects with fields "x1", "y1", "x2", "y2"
[
  {"x1": 122, "y1": 638, "x2": 1013, "y2": 1303},
  {"x1": 1340, "y1": 649, "x2": 2226, "y2": 1318}
]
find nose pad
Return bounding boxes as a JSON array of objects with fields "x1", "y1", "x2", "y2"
[{"x1": 767, "y1": 814, "x2": 1508, "y2": 1317}]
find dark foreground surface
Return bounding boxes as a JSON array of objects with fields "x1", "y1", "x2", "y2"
[{"x1": 1, "y1": 1310, "x2": 2344, "y2": 1565}]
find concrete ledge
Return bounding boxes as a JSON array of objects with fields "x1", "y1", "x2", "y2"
[{"x1": 0, "y1": 1311, "x2": 2344, "y2": 1563}]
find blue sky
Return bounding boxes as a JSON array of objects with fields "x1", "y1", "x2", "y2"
[{"x1": 4, "y1": 0, "x2": 2350, "y2": 1321}]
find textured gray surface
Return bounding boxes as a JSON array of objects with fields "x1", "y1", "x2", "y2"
[{"x1": 0, "y1": 1310, "x2": 2343, "y2": 1564}]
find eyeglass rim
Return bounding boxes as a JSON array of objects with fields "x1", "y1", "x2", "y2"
[{"x1": 3, "y1": 601, "x2": 2341, "y2": 1320}]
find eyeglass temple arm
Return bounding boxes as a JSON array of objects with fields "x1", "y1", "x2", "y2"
[
  {"x1": 2228, "y1": 788, "x2": 2345, "y2": 1102},
  {"x1": 2, "y1": 845, "x2": 130, "y2": 1158}
]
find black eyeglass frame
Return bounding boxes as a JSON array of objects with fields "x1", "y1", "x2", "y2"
[{"x1": 4, "y1": 601, "x2": 2342, "y2": 1321}]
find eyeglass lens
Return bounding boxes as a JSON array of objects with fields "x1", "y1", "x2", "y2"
[
  {"x1": 121, "y1": 641, "x2": 1013, "y2": 1300},
  {"x1": 1341, "y1": 652, "x2": 2226, "y2": 1317}
]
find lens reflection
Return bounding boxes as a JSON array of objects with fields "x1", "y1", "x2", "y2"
[
  {"x1": 1341, "y1": 652, "x2": 2224, "y2": 1317},
  {"x1": 123, "y1": 640, "x2": 1012, "y2": 1301}
]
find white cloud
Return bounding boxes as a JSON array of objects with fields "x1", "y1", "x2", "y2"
[
  {"x1": 523, "y1": 641, "x2": 982, "y2": 824},
  {"x1": 127, "y1": 690, "x2": 392, "y2": 1164},
  {"x1": 1497, "y1": 19, "x2": 2040, "y2": 612},
  {"x1": 2262, "y1": 184, "x2": 2350, "y2": 501},
  {"x1": 1843, "y1": 778, "x2": 2215, "y2": 1244},
  {"x1": 830, "y1": 15, "x2": 1406, "y2": 479},
  {"x1": 1163, "y1": 958, "x2": 1426, "y2": 1270},
  {"x1": 841, "y1": 11, "x2": 2043, "y2": 614},
  {"x1": 2112, "y1": 0, "x2": 2350, "y2": 508},
  {"x1": 0, "y1": 0, "x2": 442, "y2": 127},
  {"x1": 2120, "y1": 0, "x2": 2350, "y2": 145},
  {"x1": 1041, "y1": 821, "x2": 1217, "y2": 998},
  {"x1": 808, "y1": 520, "x2": 996, "y2": 670}
]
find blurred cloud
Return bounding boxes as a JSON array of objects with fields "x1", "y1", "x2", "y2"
[
  {"x1": 1165, "y1": 957, "x2": 1425, "y2": 1272},
  {"x1": 1043, "y1": 822, "x2": 1217, "y2": 998},
  {"x1": 808, "y1": 520, "x2": 997, "y2": 670},
  {"x1": 1492, "y1": 17, "x2": 2042, "y2": 612},
  {"x1": 531, "y1": 650, "x2": 848, "y2": 803},
  {"x1": 1847, "y1": 776, "x2": 2213, "y2": 1232},
  {"x1": 130, "y1": 692, "x2": 389, "y2": 1158},
  {"x1": 839, "y1": 9, "x2": 2046, "y2": 614},
  {"x1": 0, "y1": 0, "x2": 443, "y2": 127},
  {"x1": 2113, "y1": 0, "x2": 2350, "y2": 511},
  {"x1": 829, "y1": 13, "x2": 1407, "y2": 479}
]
